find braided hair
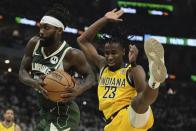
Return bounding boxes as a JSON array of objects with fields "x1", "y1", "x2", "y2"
[{"x1": 45, "y1": 4, "x2": 70, "y2": 26}]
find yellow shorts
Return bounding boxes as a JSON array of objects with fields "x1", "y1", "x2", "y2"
[{"x1": 104, "y1": 106, "x2": 154, "y2": 131}]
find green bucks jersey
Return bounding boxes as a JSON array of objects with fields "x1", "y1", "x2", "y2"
[
  {"x1": 31, "y1": 41, "x2": 80, "y2": 131},
  {"x1": 31, "y1": 40, "x2": 71, "y2": 78}
]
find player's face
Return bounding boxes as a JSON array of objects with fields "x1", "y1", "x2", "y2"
[
  {"x1": 39, "y1": 23, "x2": 59, "y2": 47},
  {"x1": 4, "y1": 110, "x2": 14, "y2": 122},
  {"x1": 104, "y1": 42, "x2": 125, "y2": 68}
]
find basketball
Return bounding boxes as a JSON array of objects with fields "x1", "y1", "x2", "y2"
[{"x1": 43, "y1": 70, "x2": 75, "y2": 102}]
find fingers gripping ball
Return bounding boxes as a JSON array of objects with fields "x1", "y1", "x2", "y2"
[{"x1": 43, "y1": 70, "x2": 75, "y2": 102}]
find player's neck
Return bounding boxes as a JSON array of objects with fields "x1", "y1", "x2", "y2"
[
  {"x1": 3, "y1": 121, "x2": 13, "y2": 127},
  {"x1": 108, "y1": 62, "x2": 125, "y2": 71},
  {"x1": 44, "y1": 40, "x2": 63, "y2": 55}
]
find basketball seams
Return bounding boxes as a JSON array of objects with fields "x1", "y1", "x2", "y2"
[
  {"x1": 55, "y1": 70, "x2": 73, "y2": 88},
  {"x1": 47, "y1": 90, "x2": 68, "y2": 92},
  {"x1": 56, "y1": 70, "x2": 70, "y2": 86},
  {"x1": 45, "y1": 77, "x2": 68, "y2": 87}
]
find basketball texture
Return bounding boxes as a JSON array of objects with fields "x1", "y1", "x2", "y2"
[{"x1": 43, "y1": 70, "x2": 75, "y2": 102}]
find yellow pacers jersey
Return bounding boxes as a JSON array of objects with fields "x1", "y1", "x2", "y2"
[
  {"x1": 98, "y1": 65, "x2": 137, "y2": 119},
  {"x1": 0, "y1": 122, "x2": 15, "y2": 131}
]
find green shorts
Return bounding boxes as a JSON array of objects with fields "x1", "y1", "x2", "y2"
[{"x1": 36, "y1": 101, "x2": 80, "y2": 131}]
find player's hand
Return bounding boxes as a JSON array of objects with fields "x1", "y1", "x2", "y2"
[
  {"x1": 128, "y1": 44, "x2": 139, "y2": 66},
  {"x1": 32, "y1": 79, "x2": 48, "y2": 99},
  {"x1": 104, "y1": 9, "x2": 124, "y2": 22},
  {"x1": 60, "y1": 87, "x2": 79, "y2": 103},
  {"x1": 60, "y1": 78, "x2": 81, "y2": 103}
]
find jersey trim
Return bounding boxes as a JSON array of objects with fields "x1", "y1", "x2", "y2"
[
  {"x1": 0, "y1": 122, "x2": 15, "y2": 129},
  {"x1": 105, "y1": 105, "x2": 129, "y2": 124},
  {"x1": 126, "y1": 65, "x2": 135, "y2": 87},
  {"x1": 98, "y1": 65, "x2": 107, "y2": 81},
  {"x1": 32, "y1": 40, "x2": 40, "y2": 56},
  {"x1": 55, "y1": 47, "x2": 72, "y2": 70},
  {"x1": 126, "y1": 69, "x2": 134, "y2": 87},
  {"x1": 41, "y1": 41, "x2": 66, "y2": 59}
]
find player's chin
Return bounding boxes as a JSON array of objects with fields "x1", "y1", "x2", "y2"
[
  {"x1": 6, "y1": 119, "x2": 12, "y2": 122},
  {"x1": 107, "y1": 63, "x2": 116, "y2": 67},
  {"x1": 39, "y1": 38, "x2": 46, "y2": 44}
]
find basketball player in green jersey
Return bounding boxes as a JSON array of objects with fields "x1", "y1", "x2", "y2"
[
  {"x1": 19, "y1": 4, "x2": 95, "y2": 131},
  {"x1": 77, "y1": 9, "x2": 167, "y2": 131}
]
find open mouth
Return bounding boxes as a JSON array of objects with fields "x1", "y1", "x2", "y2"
[{"x1": 108, "y1": 61, "x2": 115, "y2": 66}]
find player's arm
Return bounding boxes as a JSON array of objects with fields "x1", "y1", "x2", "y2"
[
  {"x1": 61, "y1": 49, "x2": 95, "y2": 101},
  {"x1": 19, "y1": 36, "x2": 47, "y2": 95},
  {"x1": 19, "y1": 36, "x2": 38, "y2": 87},
  {"x1": 77, "y1": 9, "x2": 124, "y2": 69},
  {"x1": 15, "y1": 124, "x2": 22, "y2": 131},
  {"x1": 71, "y1": 49, "x2": 95, "y2": 95}
]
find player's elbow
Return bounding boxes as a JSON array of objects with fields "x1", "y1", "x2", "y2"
[
  {"x1": 77, "y1": 36, "x2": 91, "y2": 45},
  {"x1": 91, "y1": 75, "x2": 96, "y2": 87},
  {"x1": 18, "y1": 72, "x2": 23, "y2": 83},
  {"x1": 87, "y1": 71, "x2": 96, "y2": 88},
  {"x1": 77, "y1": 36, "x2": 84, "y2": 44},
  {"x1": 18, "y1": 69, "x2": 25, "y2": 83}
]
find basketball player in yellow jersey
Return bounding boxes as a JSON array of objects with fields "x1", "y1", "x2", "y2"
[
  {"x1": 77, "y1": 9, "x2": 167, "y2": 131},
  {"x1": 0, "y1": 108, "x2": 22, "y2": 131}
]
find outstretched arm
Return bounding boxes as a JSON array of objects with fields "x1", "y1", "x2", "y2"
[
  {"x1": 77, "y1": 9, "x2": 124, "y2": 69},
  {"x1": 60, "y1": 49, "x2": 96, "y2": 102},
  {"x1": 71, "y1": 49, "x2": 96, "y2": 95}
]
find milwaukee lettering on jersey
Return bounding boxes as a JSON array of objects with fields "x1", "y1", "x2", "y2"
[{"x1": 32, "y1": 63, "x2": 51, "y2": 75}]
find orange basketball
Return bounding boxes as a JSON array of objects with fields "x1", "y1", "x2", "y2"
[{"x1": 43, "y1": 70, "x2": 75, "y2": 102}]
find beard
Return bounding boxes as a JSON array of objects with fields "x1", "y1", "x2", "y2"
[
  {"x1": 40, "y1": 35, "x2": 55, "y2": 47},
  {"x1": 5, "y1": 119, "x2": 12, "y2": 123}
]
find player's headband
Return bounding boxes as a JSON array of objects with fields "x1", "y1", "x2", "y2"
[{"x1": 40, "y1": 16, "x2": 64, "y2": 30}]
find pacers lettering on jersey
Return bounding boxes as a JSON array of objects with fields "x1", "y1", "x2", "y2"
[
  {"x1": 99, "y1": 77, "x2": 125, "y2": 87},
  {"x1": 32, "y1": 63, "x2": 51, "y2": 75}
]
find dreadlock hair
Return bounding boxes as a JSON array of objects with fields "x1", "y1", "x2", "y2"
[{"x1": 45, "y1": 4, "x2": 69, "y2": 26}]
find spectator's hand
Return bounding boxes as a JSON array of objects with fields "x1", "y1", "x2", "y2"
[
  {"x1": 104, "y1": 9, "x2": 124, "y2": 22},
  {"x1": 128, "y1": 44, "x2": 138, "y2": 66}
]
